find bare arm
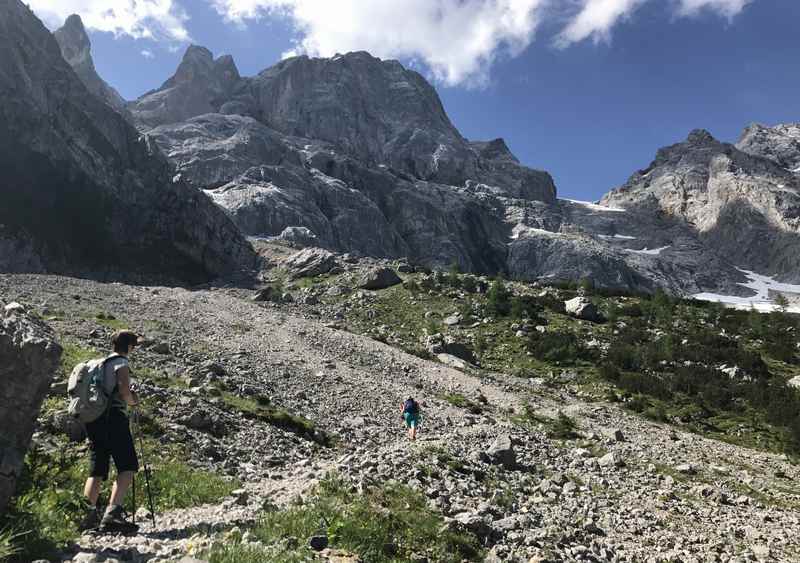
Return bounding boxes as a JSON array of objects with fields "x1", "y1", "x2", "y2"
[{"x1": 116, "y1": 366, "x2": 139, "y2": 407}]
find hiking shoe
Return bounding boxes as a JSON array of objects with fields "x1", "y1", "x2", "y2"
[
  {"x1": 78, "y1": 504, "x2": 101, "y2": 531},
  {"x1": 99, "y1": 505, "x2": 139, "y2": 534}
]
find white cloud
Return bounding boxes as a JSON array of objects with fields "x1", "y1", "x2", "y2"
[
  {"x1": 208, "y1": 0, "x2": 548, "y2": 87},
  {"x1": 556, "y1": 0, "x2": 753, "y2": 47},
  {"x1": 28, "y1": 0, "x2": 190, "y2": 42},
  {"x1": 141, "y1": 49, "x2": 156, "y2": 59},
  {"x1": 676, "y1": 0, "x2": 752, "y2": 18},
  {"x1": 556, "y1": 0, "x2": 647, "y2": 46}
]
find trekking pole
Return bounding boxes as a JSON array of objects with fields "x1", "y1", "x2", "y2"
[
  {"x1": 132, "y1": 472, "x2": 136, "y2": 525},
  {"x1": 133, "y1": 408, "x2": 157, "y2": 528}
]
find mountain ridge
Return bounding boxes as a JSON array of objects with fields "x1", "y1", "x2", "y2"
[{"x1": 23, "y1": 14, "x2": 800, "y2": 296}]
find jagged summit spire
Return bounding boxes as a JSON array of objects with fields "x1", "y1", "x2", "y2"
[
  {"x1": 53, "y1": 13, "x2": 91, "y2": 69},
  {"x1": 53, "y1": 14, "x2": 127, "y2": 111}
]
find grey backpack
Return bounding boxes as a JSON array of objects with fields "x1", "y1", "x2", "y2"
[{"x1": 67, "y1": 355, "x2": 120, "y2": 423}]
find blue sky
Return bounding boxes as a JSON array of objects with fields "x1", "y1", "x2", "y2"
[{"x1": 32, "y1": 0, "x2": 800, "y2": 200}]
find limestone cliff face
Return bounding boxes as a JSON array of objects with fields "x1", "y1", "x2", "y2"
[
  {"x1": 0, "y1": 1, "x2": 258, "y2": 282},
  {"x1": 601, "y1": 129, "x2": 800, "y2": 283},
  {"x1": 138, "y1": 45, "x2": 800, "y2": 293},
  {"x1": 131, "y1": 48, "x2": 556, "y2": 204}
]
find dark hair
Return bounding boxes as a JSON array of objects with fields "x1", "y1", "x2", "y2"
[{"x1": 112, "y1": 330, "x2": 138, "y2": 354}]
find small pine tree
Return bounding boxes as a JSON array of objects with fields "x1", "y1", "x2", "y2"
[
  {"x1": 774, "y1": 293, "x2": 790, "y2": 312},
  {"x1": 447, "y1": 262, "x2": 461, "y2": 288},
  {"x1": 487, "y1": 277, "x2": 512, "y2": 316},
  {"x1": 461, "y1": 275, "x2": 477, "y2": 293}
]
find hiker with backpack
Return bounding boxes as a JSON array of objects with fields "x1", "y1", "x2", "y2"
[
  {"x1": 400, "y1": 397, "x2": 421, "y2": 441},
  {"x1": 68, "y1": 330, "x2": 141, "y2": 532}
]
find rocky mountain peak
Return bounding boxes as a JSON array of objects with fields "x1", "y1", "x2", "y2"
[
  {"x1": 53, "y1": 14, "x2": 126, "y2": 111},
  {"x1": 53, "y1": 14, "x2": 90, "y2": 68},
  {"x1": 166, "y1": 44, "x2": 239, "y2": 87},
  {"x1": 686, "y1": 128, "x2": 716, "y2": 145}
]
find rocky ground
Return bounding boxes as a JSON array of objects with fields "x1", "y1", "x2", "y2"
[{"x1": 2, "y1": 271, "x2": 800, "y2": 563}]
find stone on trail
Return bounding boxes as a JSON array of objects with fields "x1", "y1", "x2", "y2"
[
  {"x1": 357, "y1": 267, "x2": 402, "y2": 290},
  {"x1": 0, "y1": 303, "x2": 62, "y2": 513},
  {"x1": 598, "y1": 452, "x2": 624, "y2": 468},
  {"x1": 486, "y1": 434, "x2": 517, "y2": 470}
]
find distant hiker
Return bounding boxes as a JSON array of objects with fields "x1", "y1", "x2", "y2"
[
  {"x1": 400, "y1": 397, "x2": 421, "y2": 441},
  {"x1": 72, "y1": 330, "x2": 141, "y2": 532}
]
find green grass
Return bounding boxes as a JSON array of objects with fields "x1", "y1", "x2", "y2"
[
  {"x1": 146, "y1": 459, "x2": 239, "y2": 512},
  {"x1": 93, "y1": 311, "x2": 129, "y2": 331},
  {"x1": 1, "y1": 435, "x2": 238, "y2": 562},
  {"x1": 204, "y1": 474, "x2": 482, "y2": 563},
  {"x1": 58, "y1": 342, "x2": 97, "y2": 376},
  {"x1": 220, "y1": 392, "x2": 331, "y2": 446},
  {"x1": 441, "y1": 393, "x2": 484, "y2": 415},
  {"x1": 138, "y1": 365, "x2": 189, "y2": 390},
  {"x1": 512, "y1": 406, "x2": 580, "y2": 440}
]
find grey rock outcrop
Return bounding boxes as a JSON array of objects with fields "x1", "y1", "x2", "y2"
[
  {"x1": 284, "y1": 248, "x2": 337, "y2": 279},
  {"x1": 737, "y1": 122, "x2": 800, "y2": 172},
  {"x1": 0, "y1": 1, "x2": 257, "y2": 282},
  {"x1": 0, "y1": 303, "x2": 62, "y2": 513},
  {"x1": 54, "y1": 15, "x2": 127, "y2": 112},
  {"x1": 358, "y1": 267, "x2": 402, "y2": 290},
  {"x1": 601, "y1": 129, "x2": 800, "y2": 284}
]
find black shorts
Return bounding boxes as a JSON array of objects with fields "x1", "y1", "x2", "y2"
[{"x1": 85, "y1": 408, "x2": 139, "y2": 480}]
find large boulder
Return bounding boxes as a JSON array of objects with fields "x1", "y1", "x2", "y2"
[
  {"x1": 564, "y1": 296, "x2": 604, "y2": 323},
  {"x1": 284, "y1": 248, "x2": 337, "y2": 279},
  {"x1": 485, "y1": 434, "x2": 516, "y2": 470},
  {"x1": 358, "y1": 267, "x2": 402, "y2": 290},
  {"x1": 0, "y1": 302, "x2": 62, "y2": 513}
]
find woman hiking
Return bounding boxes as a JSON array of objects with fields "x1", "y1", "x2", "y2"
[
  {"x1": 400, "y1": 397, "x2": 421, "y2": 441},
  {"x1": 79, "y1": 330, "x2": 141, "y2": 533}
]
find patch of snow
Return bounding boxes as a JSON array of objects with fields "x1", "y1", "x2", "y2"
[
  {"x1": 624, "y1": 245, "x2": 670, "y2": 256},
  {"x1": 509, "y1": 224, "x2": 562, "y2": 241},
  {"x1": 792, "y1": 165, "x2": 800, "y2": 173},
  {"x1": 560, "y1": 198, "x2": 627, "y2": 213},
  {"x1": 598, "y1": 233, "x2": 637, "y2": 240},
  {"x1": 692, "y1": 269, "x2": 800, "y2": 313}
]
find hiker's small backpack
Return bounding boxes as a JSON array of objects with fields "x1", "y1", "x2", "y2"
[
  {"x1": 403, "y1": 399, "x2": 418, "y2": 415},
  {"x1": 67, "y1": 355, "x2": 119, "y2": 423}
]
